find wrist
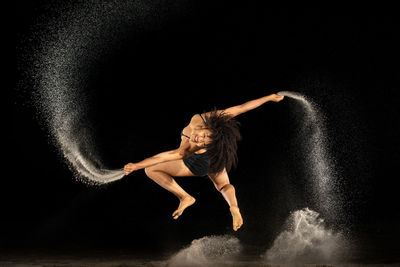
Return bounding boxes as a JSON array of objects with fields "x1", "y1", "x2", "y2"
[
  {"x1": 265, "y1": 95, "x2": 273, "y2": 101},
  {"x1": 132, "y1": 163, "x2": 141, "y2": 171}
]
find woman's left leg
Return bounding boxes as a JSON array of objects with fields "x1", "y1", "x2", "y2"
[
  {"x1": 144, "y1": 159, "x2": 196, "y2": 219},
  {"x1": 209, "y1": 169, "x2": 243, "y2": 231}
]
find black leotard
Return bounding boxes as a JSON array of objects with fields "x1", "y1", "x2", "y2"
[{"x1": 181, "y1": 114, "x2": 209, "y2": 176}]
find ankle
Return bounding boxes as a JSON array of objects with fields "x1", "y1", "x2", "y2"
[
  {"x1": 230, "y1": 205, "x2": 239, "y2": 211},
  {"x1": 179, "y1": 194, "x2": 193, "y2": 201}
]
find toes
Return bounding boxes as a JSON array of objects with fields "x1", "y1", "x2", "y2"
[
  {"x1": 233, "y1": 220, "x2": 243, "y2": 231},
  {"x1": 172, "y1": 210, "x2": 182, "y2": 219}
]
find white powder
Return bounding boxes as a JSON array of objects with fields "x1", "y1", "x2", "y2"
[
  {"x1": 278, "y1": 91, "x2": 340, "y2": 217},
  {"x1": 167, "y1": 235, "x2": 241, "y2": 267},
  {"x1": 264, "y1": 208, "x2": 348, "y2": 264},
  {"x1": 30, "y1": 1, "x2": 170, "y2": 184}
]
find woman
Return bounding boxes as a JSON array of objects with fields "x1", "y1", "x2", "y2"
[{"x1": 124, "y1": 93, "x2": 284, "y2": 231}]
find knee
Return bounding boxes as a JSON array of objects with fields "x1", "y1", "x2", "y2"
[
  {"x1": 219, "y1": 183, "x2": 235, "y2": 193},
  {"x1": 144, "y1": 166, "x2": 156, "y2": 178}
]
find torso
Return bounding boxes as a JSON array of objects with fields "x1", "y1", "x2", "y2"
[{"x1": 180, "y1": 114, "x2": 207, "y2": 155}]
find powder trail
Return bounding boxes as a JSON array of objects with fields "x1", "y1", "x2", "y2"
[
  {"x1": 278, "y1": 91, "x2": 340, "y2": 218},
  {"x1": 30, "y1": 1, "x2": 159, "y2": 184}
]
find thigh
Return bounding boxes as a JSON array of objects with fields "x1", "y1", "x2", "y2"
[{"x1": 148, "y1": 159, "x2": 196, "y2": 177}]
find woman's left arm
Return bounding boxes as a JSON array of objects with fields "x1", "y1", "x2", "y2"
[{"x1": 222, "y1": 93, "x2": 284, "y2": 117}]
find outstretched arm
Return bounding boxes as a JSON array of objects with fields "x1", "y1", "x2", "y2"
[
  {"x1": 216, "y1": 93, "x2": 284, "y2": 118},
  {"x1": 124, "y1": 136, "x2": 194, "y2": 175},
  {"x1": 124, "y1": 149, "x2": 183, "y2": 175},
  {"x1": 123, "y1": 141, "x2": 192, "y2": 175}
]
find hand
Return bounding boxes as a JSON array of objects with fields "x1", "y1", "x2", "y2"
[
  {"x1": 269, "y1": 93, "x2": 284, "y2": 102},
  {"x1": 124, "y1": 163, "x2": 138, "y2": 175}
]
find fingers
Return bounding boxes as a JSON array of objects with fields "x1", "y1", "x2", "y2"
[
  {"x1": 272, "y1": 94, "x2": 284, "y2": 102},
  {"x1": 123, "y1": 163, "x2": 135, "y2": 175},
  {"x1": 123, "y1": 166, "x2": 130, "y2": 175}
]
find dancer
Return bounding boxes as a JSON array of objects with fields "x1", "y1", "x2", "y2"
[{"x1": 124, "y1": 93, "x2": 284, "y2": 231}]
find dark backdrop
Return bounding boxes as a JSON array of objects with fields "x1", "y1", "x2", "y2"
[{"x1": 11, "y1": 1, "x2": 400, "y2": 261}]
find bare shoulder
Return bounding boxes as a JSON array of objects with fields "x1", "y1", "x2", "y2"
[
  {"x1": 181, "y1": 114, "x2": 202, "y2": 135},
  {"x1": 189, "y1": 114, "x2": 205, "y2": 127}
]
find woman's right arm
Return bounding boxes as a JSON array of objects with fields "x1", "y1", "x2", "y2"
[
  {"x1": 124, "y1": 139, "x2": 192, "y2": 175},
  {"x1": 124, "y1": 149, "x2": 182, "y2": 175}
]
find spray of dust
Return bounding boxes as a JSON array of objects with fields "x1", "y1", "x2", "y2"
[
  {"x1": 25, "y1": 1, "x2": 187, "y2": 184},
  {"x1": 278, "y1": 91, "x2": 341, "y2": 218},
  {"x1": 263, "y1": 208, "x2": 348, "y2": 264},
  {"x1": 167, "y1": 235, "x2": 241, "y2": 267},
  {"x1": 31, "y1": 2, "x2": 143, "y2": 184},
  {"x1": 167, "y1": 208, "x2": 349, "y2": 265}
]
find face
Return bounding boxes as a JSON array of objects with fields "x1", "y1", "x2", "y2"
[{"x1": 190, "y1": 128, "x2": 213, "y2": 148}]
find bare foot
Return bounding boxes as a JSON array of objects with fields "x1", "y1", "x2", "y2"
[
  {"x1": 230, "y1": 206, "x2": 243, "y2": 231},
  {"x1": 172, "y1": 195, "x2": 196, "y2": 219}
]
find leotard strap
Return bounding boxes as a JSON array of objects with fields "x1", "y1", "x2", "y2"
[{"x1": 199, "y1": 113, "x2": 206, "y2": 124}]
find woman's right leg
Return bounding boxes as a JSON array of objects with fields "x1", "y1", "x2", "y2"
[{"x1": 144, "y1": 160, "x2": 196, "y2": 219}]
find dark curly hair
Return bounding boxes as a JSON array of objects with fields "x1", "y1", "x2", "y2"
[{"x1": 204, "y1": 109, "x2": 242, "y2": 174}]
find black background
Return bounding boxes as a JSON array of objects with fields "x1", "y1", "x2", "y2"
[{"x1": 11, "y1": 1, "x2": 400, "y2": 261}]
